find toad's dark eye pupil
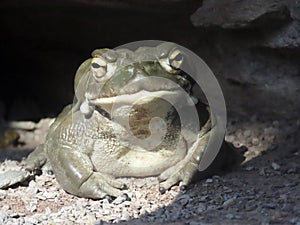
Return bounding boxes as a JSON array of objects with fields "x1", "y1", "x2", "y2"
[
  {"x1": 92, "y1": 63, "x2": 101, "y2": 68},
  {"x1": 173, "y1": 54, "x2": 183, "y2": 61}
]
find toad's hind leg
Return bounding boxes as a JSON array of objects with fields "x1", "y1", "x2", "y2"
[{"x1": 49, "y1": 146, "x2": 125, "y2": 199}]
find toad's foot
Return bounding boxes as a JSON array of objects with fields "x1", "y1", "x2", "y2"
[
  {"x1": 78, "y1": 172, "x2": 126, "y2": 199},
  {"x1": 158, "y1": 119, "x2": 211, "y2": 193}
]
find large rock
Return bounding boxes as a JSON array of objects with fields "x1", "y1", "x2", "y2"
[
  {"x1": 190, "y1": 0, "x2": 300, "y2": 119},
  {"x1": 191, "y1": 0, "x2": 289, "y2": 28},
  {"x1": 262, "y1": 21, "x2": 300, "y2": 48}
]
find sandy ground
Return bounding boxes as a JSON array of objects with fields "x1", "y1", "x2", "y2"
[{"x1": 0, "y1": 116, "x2": 299, "y2": 225}]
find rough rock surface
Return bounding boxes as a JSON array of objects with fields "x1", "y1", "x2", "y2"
[
  {"x1": 191, "y1": 0, "x2": 300, "y2": 119},
  {"x1": 191, "y1": 0, "x2": 289, "y2": 29}
]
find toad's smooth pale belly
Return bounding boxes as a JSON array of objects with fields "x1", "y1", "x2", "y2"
[{"x1": 91, "y1": 137, "x2": 188, "y2": 177}]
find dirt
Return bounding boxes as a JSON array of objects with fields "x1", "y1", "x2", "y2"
[{"x1": 0, "y1": 116, "x2": 299, "y2": 225}]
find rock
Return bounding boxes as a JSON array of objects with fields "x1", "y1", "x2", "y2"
[
  {"x1": 225, "y1": 135, "x2": 235, "y2": 143},
  {"x1": 225, "y1": 213, "x2": 236, "y2": 219},
  {"x1": 189, "y1": 0, "x2": 300, "y2": 120},
  {"x1": 223, "y1": 197, "x2": 236, "y2": 207},
  {"x1": 288, "y1": 1, "x2": 300, "y2": 20},
  {"x1": 205, "y1": 178, "x2": 213, "y2": 183},
  {"x1": 271, "y1": 162, "x2": 280, "y2": 170},
  {"x1": 263, "y1": 203, "x2": 277, "y2": 209},
  {"x1": 245, "y1": 166, "x2": 254, "y2": 171},
  {"x1": 287, "y1": 167, "x2": 297, "y2": 174},
  {"x1": 0, "y1": 170, "x2": 30, "y2": 189},
  {"x1": 191, "y1": 0, "x2": 289, "y2": 29},
  {"x1": 251, "y1": 138, "x2": 260, "y2": 146},
  {"x1": 177, "y1": 194, "x2": 191, "y2": 205},
  {"x1": 112, "y1": 195, "x2": 129, "y2": 205},
  {"x1": 6, "y1": 121, "x2": 37, "y2": 130},
  {"x1": 1, "y1": 205, "x2": 10, "y2": 211},
  {"x1": 263, "y1": 21, "x2": 300, "y2": 48},
  {"x1": 290, "y1": 217, "x2": 300, "y2": 224},
  {"x1": 120, "y1": 211, "x2": 131, "y2": 221},
  {"x1": 259, "y1": 168, "x2": 266, "y2": 176},
  {"x1": 243, "y1": 130, "x2": 252, "y2": 137},
  {"x1": 245, "y1": 201, "x2": 258, "y2": 211}
]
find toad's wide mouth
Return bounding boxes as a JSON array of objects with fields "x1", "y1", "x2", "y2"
[
  {"x1": 85, "y1": 74, "x2": 190, "y2": 100},
  {"x1": 88, "y1": 89, "x2": 187, "y2": 114},
  {"x1": 89, "y1": 89, "x2": 181, "y2": 106}
]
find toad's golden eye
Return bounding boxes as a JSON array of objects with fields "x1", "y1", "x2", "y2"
[
  {"x1": 91, "y1": 57, "x2": 107, "y2": 80},
  {"x1": 159, "y1": 49, "x2": 183, "y2": 73},
  {"x1": 169, "y1": 49, "x2": 183, "y2": 69}
]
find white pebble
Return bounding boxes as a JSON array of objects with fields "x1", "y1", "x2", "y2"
[{"x1": 271, "y1": 162, "x2": 280, "y2": 170}]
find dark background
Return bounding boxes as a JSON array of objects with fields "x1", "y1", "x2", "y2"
[{"x1": 1, "y1": 0, "x2": 300, "y2": 121}]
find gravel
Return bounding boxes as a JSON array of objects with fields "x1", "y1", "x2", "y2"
[{"x1": 0, "y1": 116, "x2": 299, "y2": 224}]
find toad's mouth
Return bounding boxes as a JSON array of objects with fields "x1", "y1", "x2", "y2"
[
  {"x1": 85, "y1": 74, "x2": 190, "y2": 100},
  {"x1": 88, "y1": 89, "x2": 183, "y2": 113}
]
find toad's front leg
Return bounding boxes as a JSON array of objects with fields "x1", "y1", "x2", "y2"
[
  {"x1": 49, "y1": 146, "x2": 126, "y2": 199},
  {"x1": 158, "y1": 117, "x2": 211, "y2": 193}
]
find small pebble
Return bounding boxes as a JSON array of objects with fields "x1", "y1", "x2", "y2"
[
  {"x1": 225, "y1": 213, "x2": 236, "y2": 219},
  {"x1": 287, "y1": 168, "x2": 297, "y2": 174},
  {"x1": 243, "y1": 130, "x2": 251, "y2": 137},
  {"x1": 225, "y1": 135, "x2": 235, "y2": 142},
  {"x1": 271, "y1": 162, "x2": 280, "y2": 170},
  {"x1": 245, "y1": 166, "x2": 254, "y2": 171},
  {"x1": 2, "y1": 205, "x2": 10, "y2": 211},
  {"x1": 263, "y1": 203, "x2": 276, "y2": 209},
  {"x1": 251, "y1": 137, "x2": 259, "y2": 145},
  {"x1": 169, "y1": 190, "x2": 179, "y2": 197},
  {"x1": 45, "y1": 207, "x2": 51, "y2": 214},
  {"x1": 245, "y1": 202, "x2": 257, "y2": 211},
  {"x1": 259, "y1": 168, "x2": 266, "y2": 176},
  {"x1": 289, "y1": 217, "x2": 300, "y2": 224},
  {"x1": 24, "y1": 217, "x2": 39, "y2": 224},
  {"x1": 206, "y1": 178, "x2": 213, "y2": 183},
  {"x1": 223, "y1": 197, "x2": 236, "y2": 206}
]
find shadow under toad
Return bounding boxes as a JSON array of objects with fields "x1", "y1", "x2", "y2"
[{"x1": 107, "y1": 120, "x2": 299, "y2": 225}]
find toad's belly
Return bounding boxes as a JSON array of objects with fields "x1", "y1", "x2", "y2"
[{"x1": 90, "y1": 137, "x2": 187, "y2": 177}]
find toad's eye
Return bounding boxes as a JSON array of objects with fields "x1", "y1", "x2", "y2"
[
  {"x1": 159, "y1": 49, "x2": 183, "y2": 73},
  {"x1": 91, "y1": 57, "x2": 107, "y2": 80},
  {"x1": 169, "y1": 50, "x2": 183, "y2": 69},
  {"x1": 91, "y1": 62, "x2": 101, "y2": 68}
]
